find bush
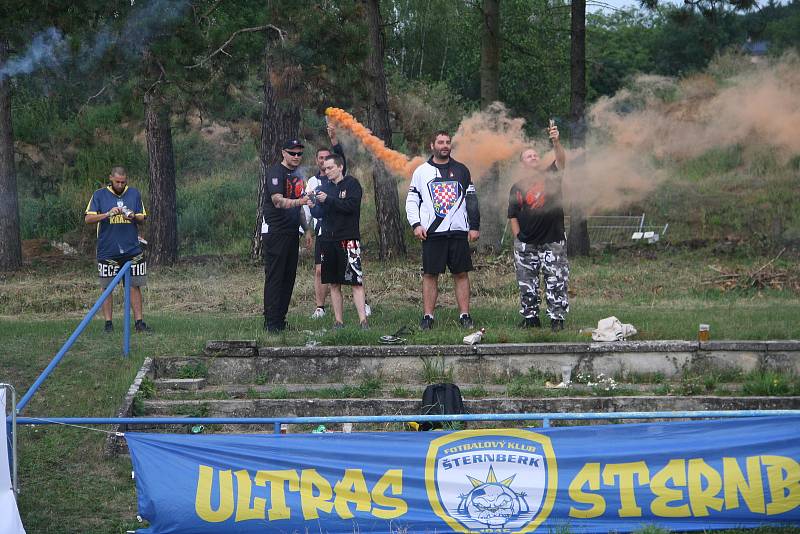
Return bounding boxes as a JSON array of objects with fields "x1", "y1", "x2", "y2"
[{"x1": 177, "y1": 173, "x2": 257, "y2": 255}]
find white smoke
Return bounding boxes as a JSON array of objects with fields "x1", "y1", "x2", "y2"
[
  {"x1": 0, "y1": 28, "x2": 67, "y2": 80},
  {"x1": 0, "y1": 0, "x2": 191, "y2": 81}
]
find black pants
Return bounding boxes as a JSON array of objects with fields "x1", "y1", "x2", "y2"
[{"x1": 263, "y1": 233, "x2": 299, "y2": 330}]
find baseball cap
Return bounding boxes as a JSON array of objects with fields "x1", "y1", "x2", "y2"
[{"x1": 282, "y1": 139, "x2": 305, "y2": 150}]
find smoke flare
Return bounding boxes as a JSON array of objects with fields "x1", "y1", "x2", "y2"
[{"x1": 325, "y1": 107, "x2": 423, "y2": 178}]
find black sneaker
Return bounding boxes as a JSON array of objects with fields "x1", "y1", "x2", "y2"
[
  {"x1": 135, "y1": 321, "x2": 153, "y2": 333},
  {"x1": 333, "y1": 322, "x2": 345, "y2": 330},
  {"x1": 420, "y1": 315, "x2": 435, "y2": 330},
  {"x1": 360, "y1": 320, "x2": 370, "y2": 331},
  {"x1": 520, "y1": 316, "x2": 541, "y2": 328},
  {"x1": 458, "y1": 314, "x2": 474, "y2": 329},
  {"x1": 104, "y1": 321, "x2": 114, "y2": 334},
  {"x1": 551, "y1": 319, "x2": 565, "y2": 332}
]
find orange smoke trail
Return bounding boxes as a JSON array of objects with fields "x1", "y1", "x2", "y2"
[{"x1": 325, "y1": 107, "x2": 423, "y2": 178}]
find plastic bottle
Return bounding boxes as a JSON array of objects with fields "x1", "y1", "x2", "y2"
[{"x1": 463, "y1": 328, "x2": 486, "y2": 345}]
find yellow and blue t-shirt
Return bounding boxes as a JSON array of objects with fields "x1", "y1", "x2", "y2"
[{"x1": 85, "y1": 185, "x2": 146, "y2": 260}]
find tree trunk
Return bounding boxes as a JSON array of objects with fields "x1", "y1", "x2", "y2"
[
  {"x1": 144, "y1": 89, "x2": 178, "y2": 266},
  {"x1": 480, "y1": 0, "x2": 500, "y2": 110},
  {"x1": 479, "y1": 0, "x2": 502, "y2": 252},
  {"x1": 0, "y1": 38, "x2": 22, "y2": 270},
  {"x1": 251, "y1": 53, "x2": 302, "y2": 258},
  {"x1": 568, "y1": 0, "x2": 590, "y2": 256},
  {"x1": 364, "y1": 0, "x2": 406, "y2": 259}
]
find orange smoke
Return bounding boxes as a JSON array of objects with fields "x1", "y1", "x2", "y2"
[{"x1": 325, "y1": 107, "x2": 423, "y2": 178}]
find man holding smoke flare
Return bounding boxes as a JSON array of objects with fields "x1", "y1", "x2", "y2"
[
  {"x1": 305, "y1": 124, "x2": 371, "y2": 321},
  {"x1": 310, "y1": 154, "x2": 369, "y2": 330},
  {"x1": 306, "y1": 125, "x2": 346, "y2": 320},
  {"x1": 406, "y1": 130, "x2": 481, "y2": 330},
  {"x1": 507, "y1": 121, "x2": 569, "y2": 332}
]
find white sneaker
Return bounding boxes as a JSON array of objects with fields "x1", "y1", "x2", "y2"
[
  {"x1": 365, "y1": 303, "x2": 372, "y2": 317},
  {"x1": 311, "y1": 307, "x2": 326, "y2": 319}
]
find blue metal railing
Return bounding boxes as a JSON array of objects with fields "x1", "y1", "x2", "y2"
[
  {"x1": 15, "y1": 410, "x2": 800, "y2": 435},
  {"x1": 16, "y1": 261, "x2": 132, "y2": 414}
]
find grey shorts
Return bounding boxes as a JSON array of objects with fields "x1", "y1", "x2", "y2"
[{"x1": 98, "y1": 253, "x2": 147, "y2": 288}]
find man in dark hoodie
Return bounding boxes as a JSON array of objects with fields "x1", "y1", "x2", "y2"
[
  {"x1": 405, "y1": 130, "x2": 480, "y2": 330},
  {"x1": 310, "y1": 153, "x2": 368, "y2": 329}
]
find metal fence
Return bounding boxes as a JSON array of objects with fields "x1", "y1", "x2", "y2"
[
  {"x1": 15, "y1": 410, "x2": 800, "y2": 435},
  {"x1": 565, "y1": 214, "x2": 669, "y2": 245}
]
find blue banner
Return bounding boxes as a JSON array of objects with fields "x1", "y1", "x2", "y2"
[{"x1": 126, "y1": 416, "x2": 800, "y2": 533}]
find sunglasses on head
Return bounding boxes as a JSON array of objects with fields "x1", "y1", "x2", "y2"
[{"x1": 285, "y1": 150, "x2": 303, "y2": 157}]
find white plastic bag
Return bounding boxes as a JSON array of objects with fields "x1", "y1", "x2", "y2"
[{"x1": 591, "y1": 316, "x2": 637, "y2": 342}]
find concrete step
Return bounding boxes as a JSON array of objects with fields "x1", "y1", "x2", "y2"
[
  {"x1": 150, "y1": 381, "x2": 754, "y2": 400},
  {"x1": 154, "y1": 378, "x2": 207, "y2": 391},
  {"x1": 151, "y1": 340, "x2": 800, "y2": 386},
  {"x1": 142, "y1": 395, "x2": 800, "y2": 419}
]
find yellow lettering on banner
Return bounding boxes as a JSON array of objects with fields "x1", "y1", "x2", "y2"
[
  {"x1": 234, "y1": 470, "x2": 266, "y2": 521},
  {"x1": 569, "y1": 463, "x2": 605, "y2": 518},
  {"x1": 602, "y1": 461, "x2": 650, "y2": 517},
  {"x1": 256, "y1": 470, "x2": 300, "y2": 521},
  {"x1": 723, "y1": 457, "x2": 765, "y2": 513},
  {"x1": 763, "y1": 455, "x2": 800, "y2": 515},
  {"x1": 195, "y1": 465, "x2": 234, "y2": 522},
  {"x1": 688, "y1": 458, "x2": 723, "y2": 517},
  {"x1": 371, "y1": 469, "x2": 407, "y2": 519},
  {"x1": 333, "y1": 469, "x2": 372, "y2": 519},
  {"x1": 651, "y1": 459, "x2": 690, "y2": 517},
  {"x1": 300, "y1": 469, "x2": 334, "y2": 520}
]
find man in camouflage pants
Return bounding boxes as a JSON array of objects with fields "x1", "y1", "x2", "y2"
[{"x1": 507, "y1": 121, "x2": 569, "y2": 332}]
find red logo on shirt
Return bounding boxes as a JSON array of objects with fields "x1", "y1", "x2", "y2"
[
  {"x1": 517, "y1": 181, "x2": 546, "y2": 209},
  {"x1": 286, "y1": 176, "x2": 304, "y2": 199}
]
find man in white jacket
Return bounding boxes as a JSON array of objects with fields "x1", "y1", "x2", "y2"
[{"x1": 405, "y1": 130, "x2": 480, "y2": 330}]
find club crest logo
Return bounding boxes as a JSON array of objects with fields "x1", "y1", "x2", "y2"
[
  {"x1": 429, "y1": 181, "x2": 459, "y2": 217},
  {"x1": 425, "y1": 429, "x2": 557, "y2": 533}
]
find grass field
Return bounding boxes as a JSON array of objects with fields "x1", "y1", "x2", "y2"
[{"x1": 1, "y1": 245, "x2": 799, "y2": 533}]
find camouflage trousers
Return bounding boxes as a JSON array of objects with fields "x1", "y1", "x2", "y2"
[{"x1": 513, "y1": 239, "x2": 570, "y2": 320}]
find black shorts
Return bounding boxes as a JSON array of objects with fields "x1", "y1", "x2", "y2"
[
  {"x1": 321, "y1": 240, "x2": 364, "y2": 286},
  {"x1": 98, "y1": 253, "x2": 147, "y2": 288},
  {"x1": 422, "y1": 236, "x2": 472, "y2": 275},
  {"x1": 314, "y1": 237, "x2": 323, "y2": 265}
]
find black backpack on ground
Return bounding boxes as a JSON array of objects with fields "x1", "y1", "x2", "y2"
[{"x1": 420, "y1": 383, "x2": 465, "y2": 431}]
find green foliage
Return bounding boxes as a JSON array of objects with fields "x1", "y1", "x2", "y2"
[
  {"x1": 679, "y1": 145, "x2": 743, "y2": 181},
  {"x1": 420, "y1": 356, "x2": 454, "y2": 384},
  {"x1": 177, "y1": 171, "x2": 257, "y2": 255},
  {"x1": 588, "y1": 9, "x2": 659, "y2": 99},
  {"x1": 462, "y1": 385, "x2": 489, "y2": 398},
  {"x1": 389, "y1": 75, "x2": 469, "y2": 153},
  {"x1": 497, "y1": 0, "x2": 571, "y2": 127},
  {"x1": 391, "y1": 386, "x2": 414, "y2": 398},
  {"x1": 19, "y1": 190, "x2": 80, "y2": 240},
  {"x1": 176, "y1": 361, "x2": 208, "y2": 379},
  {"x1": 138, "y1": 377, "x2": 156, "y2": 399},
  {"x1": 64, "y1": 137, "x2": 149, "y2": 185},
  {"x1": 742, "y1": 370, "x2": 800, "y2": 396}
]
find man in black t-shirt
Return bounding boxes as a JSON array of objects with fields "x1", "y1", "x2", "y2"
[
  {"x1": 262, "y1": 139, "x2": 313, "y2": 332},
  {"x1": 507, "y1": 122, "x2": 569, "y2": 332}
]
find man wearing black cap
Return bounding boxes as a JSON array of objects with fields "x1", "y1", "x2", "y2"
[{"x1": 262, "y1": 139, "x2": 313, "y2": 332}]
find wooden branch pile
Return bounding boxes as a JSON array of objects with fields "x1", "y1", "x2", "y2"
[{"x1": 704, "y1": 248, "x2": 799, "y2": 292}]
